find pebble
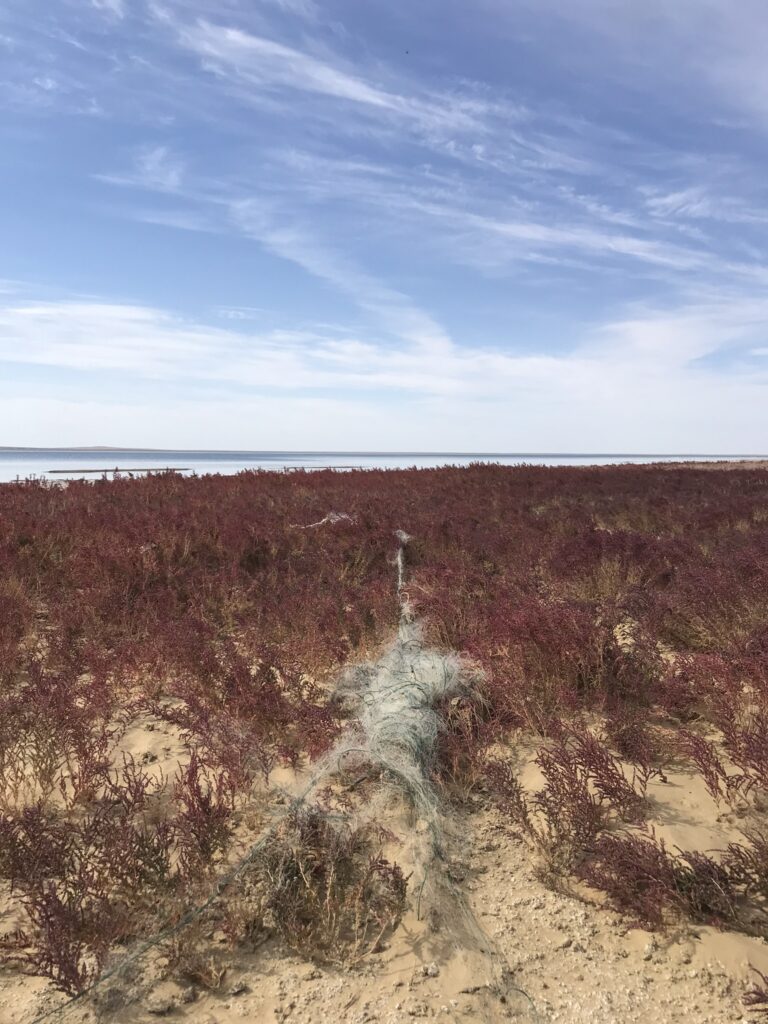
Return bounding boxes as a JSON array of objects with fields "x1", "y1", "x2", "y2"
[{"x1": 146, "y1": 996, "x2": 175, "y2": 1016}]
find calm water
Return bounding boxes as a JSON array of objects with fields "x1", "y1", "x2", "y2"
[{"x1": 1, "y1": 450, "x2": 766, "y2": 483}]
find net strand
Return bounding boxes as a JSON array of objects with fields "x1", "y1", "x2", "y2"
[{"x1": 28, "y1": 527, "x2": 541, "y2": 1024}]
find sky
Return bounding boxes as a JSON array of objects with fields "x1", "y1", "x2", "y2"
[{"x1": 2, "y1": 0, "x2": 768, "y2": 451}]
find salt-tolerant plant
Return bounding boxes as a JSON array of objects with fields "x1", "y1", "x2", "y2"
[
  {"x1": 577, "y1": 832, "x2": 741, "y2": 931},
  {"x1": 172, "y1": 753, "x2": 233, "y2": 878},
  {"x1": 723, "y1": 830, "x2": 768, "y2": 904},
  {"x1": 744, "y1": 966, "x2": 768, "y2": 1012},
  {"x1": 678, "y1": 730, "x2": 744, "y2": 805},
  {"x1": 2, "y1": 461, "x2": 768, "y2": 996},
  {"x1": 486, "y1": 728, "x2": 648, "y2": 880},
  {"x1": 21, "y1": 874, "x2": 124, "y2": 996},
  {"x1": 257, "y1": 809, "x2": 407, "y2": 964}
]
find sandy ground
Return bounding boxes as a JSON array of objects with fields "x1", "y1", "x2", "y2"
[
  {"x1": 4, "y1": 806, "x2": 767, "y2": 1024},
  {"x1": 4, "y1": 713, "x2": 768, "y2": 1024}
]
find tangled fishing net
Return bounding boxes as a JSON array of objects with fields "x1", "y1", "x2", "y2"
[{"x1": 29, "y1": 527, "x2": 537, "y2": 1024}]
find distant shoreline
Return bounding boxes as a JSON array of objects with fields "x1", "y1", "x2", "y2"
[
  {"x1": 3, "y1": 450, "x2": 768, "y2": 485},
  {"x1": 2, "y1": 448, "x2": 768, "y2": 458}
]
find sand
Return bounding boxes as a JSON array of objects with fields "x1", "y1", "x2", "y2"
[{"x1": 3, "y1": 714, "x2": 768, "y2": 1024}]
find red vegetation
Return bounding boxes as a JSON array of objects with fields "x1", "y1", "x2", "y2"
[{"x1": 1, "y1": 463, "x2": 768, "y2": 992}]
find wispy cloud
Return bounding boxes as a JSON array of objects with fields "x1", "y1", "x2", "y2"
[
  {"x1": 32, "y1": 75, "x2": 59, "y2": 93},
  {"x1": 3, "y1": 290, "x2": 767, "y2": 389},
  {"x1": 99, "y1": 138, "x2": 740, "y2": 290},
  {"x1": 449, "y1": 209, "x2": 711, "y2": 273},
  {"x1": 90, "y1": 0, "x2": 126, "y2": 17},
  {"x1": 130, "y1": 207, "x2": 215, "y2": 232},
  {"x1": 135, "y1": 145, "x2": 184, "y2": 189},
  {"x1": 4, "y1": 0, "x2": 768, "y2": 449},
  {"x1": 258, "y1": 0, "x2": 322, "y2": 18},
  {"x1": 228, "y1": 198, "x2": 452, "y2": 350},
  {"x1": 98, "y1": 145, "x2": 186, "y2": 191},
  {"x1": 181, "y1": 23, "x2": 394, "y2": 108},
  {"x1": 2, "y1": 294, "x2": 767, "y2": 451},
  {"x1": 500, "y1": 0, "x2": 768, "y2": 128},
  {"x1": 0, "y1": 298, "x2": 535, "y2": 395},
  {"x1": 170, "y1": 15, "x2": 504, "y2": 144},
  {"x1": 642, "y1": 185, "x2": 768, "y2": 226},
  {"x1": 88, "y1": 1, "x2": 768, "y2": 385},
  {"x1": 590, "y1": 298, "x2": 768, "y2": 368}
]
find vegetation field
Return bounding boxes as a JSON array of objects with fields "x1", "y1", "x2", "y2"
[{"x1": 2, "y1": 464, "x2": 768, "y2": 1023}]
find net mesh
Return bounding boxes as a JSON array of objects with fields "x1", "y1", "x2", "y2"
[{"x1": 25, "y1": 529, "x2": 538, "y2": 1024}]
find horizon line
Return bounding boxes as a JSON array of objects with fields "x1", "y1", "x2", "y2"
[{"x1": 2, "y1": 447, "x2": 768, "y2": 458}]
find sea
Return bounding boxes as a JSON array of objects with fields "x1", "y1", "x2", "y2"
[{"x1": 0, "y1": 450, "x2": 766, "y2": 484}]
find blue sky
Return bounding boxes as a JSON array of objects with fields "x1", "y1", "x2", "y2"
[{"x1": 2, "y1": 0, "x2": 768, "y2": 450}]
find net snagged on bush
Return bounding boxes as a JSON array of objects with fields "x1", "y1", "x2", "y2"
[
  {"x1": 30, "y1": 527, "x2": 537, "y2": 1024},
  {"x1": 332, "y1": 618, "x2": 467, "y2": 843}
]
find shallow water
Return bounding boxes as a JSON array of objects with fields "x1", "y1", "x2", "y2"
[{"x1": 0, "y1": 449, "x2": 765, "y2": 482}]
